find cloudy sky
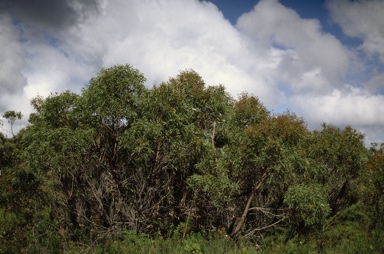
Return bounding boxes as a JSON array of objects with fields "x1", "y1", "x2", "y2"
[{"x1": 0, "y1": 0, "x2": 383, "y2": 145}]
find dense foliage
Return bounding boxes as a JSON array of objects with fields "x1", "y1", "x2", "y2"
[{"x1": 0, "y1": 64, "x2": 383, "y2": 253}]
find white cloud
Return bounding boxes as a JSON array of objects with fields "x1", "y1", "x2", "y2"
[
  {"x1": 0, "y1": 0, "x2": 383, "y2": 144},
  {"x1": 235, "y1": 0, "x2": 384, "y2": 143},
  {"x1": 0, "y1": 15, "x2": 27, "y2": 104},
  {"x1": 23, "y1": 42, "x2": 94, "y2": 98},
  {"x1": 291, "y1": 85, "x2": 384, "y2": 144},
  {"x1": 292, "y1": 86, "x2": 384, "y2": 127},
  {"x1": 68, "y1": 0, "x2": 258, "y2": 96},
  {"x1": 236, "y1": 0, "x2": 350, "y2": 93},
  {"x1": 327, "y1": 0, "x2": 384, "y2": 96},
  {"x1": 327, "y1": 0, "x2": 384, "y2": 62}
]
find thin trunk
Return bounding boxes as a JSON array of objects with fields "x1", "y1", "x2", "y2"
[{"x1": 231, "y1": 171, "x2": 269, "y2": 237}]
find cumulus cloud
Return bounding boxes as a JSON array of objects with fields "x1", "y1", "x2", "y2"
[
  {"x1": 23, "y1": 42, "x2": 95, "y2": 97},
  {"x1": 291, "y1": 85, "x2": 384, "y2": 145},
  {"x1": 1, "y1": 0, "x2": 100, "y2": 32},
  {"x1": 235, "y1": 0, "x2": 383, "y2": 143},
  {"x1": 327, "y1": 0, "x2": 384, "y2": 96},
  {"x1": 0, "y1": 0, "x2": 383, "y2": 143},
  {"x1": 0, "y1": 14, "x2": 27, "y2": 111},
  {"x1": 327, "y1": 0, "x2": 384, "y2": 62},
  {"x1": 66, "y1": 0, "x2": 263, "y2": 100},
  {"x1": 292, "y1": 86, "x2": 384, "y2": 127},
  {"x1": 0, "y1": 0, "x2": 100, "y2": 132},
  {"x1": 236, "y1": 0, "x2": 350, "y2": 93}
]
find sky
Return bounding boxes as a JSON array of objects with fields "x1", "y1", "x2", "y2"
[{"x1": 0, "y1": 0, "x2": 383, "y2": 145}]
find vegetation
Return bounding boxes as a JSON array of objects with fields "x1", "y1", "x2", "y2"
[{"x1": 0, "y1": 64, "x2": 383, "y2": 253}]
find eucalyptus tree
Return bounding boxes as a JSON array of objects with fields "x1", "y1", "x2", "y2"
[
  {"x1": 13, "y1": 63, "x2": 373, "y2": 249},
  {"x1": 365, "y1": 143, "x2": 384, "y2": 229},
  {"x1": 187, "y1": 94, "x2": 369, "y2": 240},
  {"x1": 121, "y1": 69, "x2": 235, "y2": 234},
  {"x1": 2, "y1": 110, "x2": 22, "y2": 137},
  {"x1": 228, "y1": 109, "x2": 311, "y2": 237},
  {"x1": 21, "y1": 65, "x2": 147, "y2": 238},
  {"x1": 305, "y1": 124, "x2": 368, "y2": 215},
  {"x1": 187, "y1": 93, "x2": 311, "y2": 237},
  {"x1": 20, "y1": 65, "x2": 236, "y2": 238}
]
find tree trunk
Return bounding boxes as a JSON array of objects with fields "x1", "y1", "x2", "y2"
[{"x1": 231, "y1": 171, "x2": 269, "y2": 237}]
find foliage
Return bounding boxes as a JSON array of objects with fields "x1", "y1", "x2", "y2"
[
  {"x1": 0, "y1": 64, "x2": 380, "y2": 253},
  {"x1": 284, "y1": 184, "x2": 331, "y2": 227},
  {"x1": 2, "y1": 110, "x2": 23, "y2": 137}
]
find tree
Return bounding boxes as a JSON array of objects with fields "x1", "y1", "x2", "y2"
[
  {"x1": 305, "y1": 124, "x2": 368, "y2": 215},
  {"x1": 365, "y1": 142, "x2": 384, "y2": 229},
  {"x1": 186, "y1": 92, "x2": 311, "y2": 238},
  {"x1": 21, "y1": 65, "x2": 148, "y2": 239},
  {"x1": 0, "y1": 132, "x2": 14, "y2": 173},
  {"x1": 5, "y1": 63, "x2": 378, "y2": 252},
  {"x1": 2, "y1": 110, "x2": 22, "y2": 137},
  {"x1": 226, "y1": 111, "x2": 310, "y2": 237}
]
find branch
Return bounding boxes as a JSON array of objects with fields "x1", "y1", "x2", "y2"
[
  {"x1": 230, "y1": 171, "x2": 270, "y2": 237},
  {"x1": 211, "y1": 121, "x2": 216, "y2": 147},
  {"x1": 243, "y1": 216, "x2": 287, "y2": 238},
  {"x1": 248, "y1": 206, "x2": 286, "y2": 218}
]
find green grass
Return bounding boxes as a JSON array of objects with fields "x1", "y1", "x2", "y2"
[{"x1": 64, "y1": 231, "x2": 260, "y2": 254}]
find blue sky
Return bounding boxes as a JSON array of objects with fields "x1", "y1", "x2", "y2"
[
  {"x1": 215, "y1": 0, "x2": 361, "y2": 49},
  {"x1": 0, "y1": 0, "x2": 383, "y2": 144},
  {"x1": 213, "y1": 0, "x2": 328, "y2": 23}
]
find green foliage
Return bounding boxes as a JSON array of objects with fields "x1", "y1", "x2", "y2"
[
  {"x1": 80, "y1": 64, "x2": 146, "y2": 128},
  {"x1": 0, "y1": 207, "x2": 63, "y2": 254},
  {"x1": 183, "y1": 237, "x2": 204, "y2": 254},
  {"x1": 284, "y1": 184, "x2": 331, "y2": 227},
  {"x1": 188, "y1": 173, "x2": 239, "y2": 207},
  {"x1": 0, "y1": 132, "x2": 16, "y2": 171},
  {"x1": 2, "y1": 110, "x2": 23, "y2": 137},
  {"x1": 2, "y1": 110, "x2": 22, "y2": 120},
  {"x1": 305, "y1": 124, "x2": 368, "y2": 217},
  {"x1": 62, "y1": 231, "x2": 260, "y2": 254},
  {"x1": 0, "y1": 64, "x2": 380, "y2": 253},
  {"x1": 233, "y1": 92, "x2": 268, "y2": 127}
]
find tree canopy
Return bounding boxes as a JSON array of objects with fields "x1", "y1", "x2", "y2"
[{"x1": 0, "y1": 64, "x2": 383, "y2": 253}]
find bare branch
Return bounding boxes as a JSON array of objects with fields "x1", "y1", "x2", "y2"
[{"x1": 243, "y1": 216, "x2": 287, "y2": 239}]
